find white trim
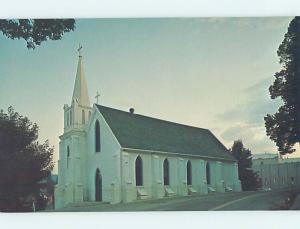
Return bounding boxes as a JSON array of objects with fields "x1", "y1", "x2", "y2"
[{"x1": 122, "y1": 147, "x2": 236, "y2": 162}]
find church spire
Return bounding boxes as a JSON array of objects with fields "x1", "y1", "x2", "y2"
[{"x1": 71, "y1": 45, "x2": 90, "y2": 107}]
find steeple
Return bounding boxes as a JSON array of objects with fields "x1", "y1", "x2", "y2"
[{"x1": 71, "y1": 45, "x2": 90, "y2": 107}]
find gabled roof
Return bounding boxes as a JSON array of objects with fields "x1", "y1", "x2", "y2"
[{"x1": 96, "y1": 105, "x2": 236, "y2": 161}]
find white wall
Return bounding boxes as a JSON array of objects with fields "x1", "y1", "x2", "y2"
[
  {"x1": 84, "y1": 106, "x2": 122, "y2": 203},
  {"x1": 121, "y1": 149, "x2": 238, "y2": 202}
]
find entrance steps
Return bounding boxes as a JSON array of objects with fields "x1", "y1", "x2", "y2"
[{"x1": 67, "y1": 201, "x2": 110, "y2": 208}]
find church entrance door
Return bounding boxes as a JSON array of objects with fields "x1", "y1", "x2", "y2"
[{"x1": 95, "y1": 169, "x2": 102, "y2": 201}]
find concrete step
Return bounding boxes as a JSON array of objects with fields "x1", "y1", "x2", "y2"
[
  {"x1": 164, "y1": 186, "x2": 176, "y2": 197},
  {"x1": 208, "y1": 186, "x2": 216, "y2": 193},
  {"x1": 137, "y1": 187, "x2": 149, "y2": 200},
  {"x1": 225, "y1": 186, "x2": 233, "y2": 192},
  {"x1": 188, "y1": 186, "x2": 197, "y2": 196}
]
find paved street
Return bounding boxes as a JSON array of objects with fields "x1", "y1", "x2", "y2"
[{"x1": 51, "y1": 188, "x2": 300, "y2": 212}]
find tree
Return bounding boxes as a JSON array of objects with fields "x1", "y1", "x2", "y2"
[
  {"x1": 230, "y1": 140, "x2": 260, "y2": 191},
  {"x1": 0, "y1": 107, "x2": 54, "y2": 212},
  {"x1": 0, "y1": 19, "x2": 75, "y2": 49},
  {"x1": 264, "y1": 16, "x2": 300, "y2": 155}
]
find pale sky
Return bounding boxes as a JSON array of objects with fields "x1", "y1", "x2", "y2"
[{"x1": 0, "y1": 17, "x2": 298, "y2": 173}]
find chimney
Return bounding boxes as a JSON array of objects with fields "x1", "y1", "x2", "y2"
[{"x1": 129, "y1": 108, "x2": 134, "y2": 114}]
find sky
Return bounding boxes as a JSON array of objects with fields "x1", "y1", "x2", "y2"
[{"x1": 0, "y1": 17, "x2": 298, "y2": 173}]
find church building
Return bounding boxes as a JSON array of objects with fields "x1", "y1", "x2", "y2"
[{"x1": 54, "y1": 52, "x2": 241, "y2": 209}]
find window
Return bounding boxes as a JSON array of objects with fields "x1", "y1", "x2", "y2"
[
  {"x1": 135, "y1": 156, "x2": 143, "y2": 186},
  {"x1": 95, "y1": 120, "x2": 101, "y2": 152},
  {"x1": 67, "y1": 112, "x2": 69, "y2": 126},
  {"x1": 82, "y1": 110, "x2": 85, "y2": 124},
  {"x1": 163, "y1": 159, "x2": 170, "y2": 186},
  {"x1": 67, "y1": 146, "x2": 70, "y2": 168},
  {"x1": 206, "y1": 162, "x2": 211, "y2": 185},
  {"x1": 89, "y1": 111, "x2": 92, "y2": 119},
  {"x1": 70, "y1": 110, "x2": 73, "y2": 125},
  {"x1": 187, "y1": 160, "x2": 192, "y2": 185}
]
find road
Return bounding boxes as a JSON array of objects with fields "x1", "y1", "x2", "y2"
[{"x1": 53, "y1": 188, "x2": 299, "y2": 212}]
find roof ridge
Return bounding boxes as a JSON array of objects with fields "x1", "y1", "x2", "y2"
[{"x1": 95, "y1": 104, "x2": 209, "y2": 131}]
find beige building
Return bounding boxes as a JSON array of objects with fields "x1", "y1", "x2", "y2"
[{"x1": 252, "y1": 153, "x2": 300, "y2": 189}]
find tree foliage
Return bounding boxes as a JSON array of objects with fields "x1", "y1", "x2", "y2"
[
  {"x1": 230, "y1": 140, "x2": 260, "y2": 191},
  {"x1": 0, "y1": 107, "x2": 54, "y2": 212},
  {"x1": 264, "y1": 16, "x2": 300, "y2": 155},
  {"x1": 0, "y1": 19, "x2": 75, "y2": 49}
]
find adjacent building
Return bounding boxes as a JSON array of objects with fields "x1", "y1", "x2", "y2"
[{"x1": 252, "y1": 153, "x2": 300, "y2": 189}]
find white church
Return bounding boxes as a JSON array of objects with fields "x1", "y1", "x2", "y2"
[{"x1": 54, "y1": 51, "x2": 241, "y2": 209}]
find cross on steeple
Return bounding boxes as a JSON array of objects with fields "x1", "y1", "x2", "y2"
[
  {"x1": 95, "y1": 91, "x2": 100, "y2": 104},
  {"x1": 77, "y1": 44, "x2": 83, "y2": 57}
]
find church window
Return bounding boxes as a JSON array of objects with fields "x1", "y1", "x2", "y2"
[
  {"x1": 95, "y1": 120, "x2": 101, "y2": 152},
  {"x1": 163, "y1": 159, "x2": 170, "y2": 186},
  {"x1": 206, "y1": 162, "x2": 211, "y2": 185},
  {"x1": 67, "y1": 112, "x2": 69, "y2": 126},
  {"x1": 82, "y1": 110, "x2": 85, "y2": 124},
  {"x1": 67, "y1": 146, "x2": 70, "y2": 168},
  {"x1": 187, "y1": 160, "x2": 192, "y2": 185},
  {"x1": 70, "y1": 110, "x2": 73, "y2": 125},
  {"x1": 135, "y1": 156, "x2": 143, "y2": 186}
]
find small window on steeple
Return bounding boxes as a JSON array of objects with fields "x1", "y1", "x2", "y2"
[
  {"x1": 67, "y1": 146, "x2": 70, "y2": 168},
  {"x1": 67, "y1": 113, "x2": 69, "y2": 126},
  {"x1": 82, "y1": 110, "x2": 85, "y2": 124},
  {"x1": 70, "y1": 110, "x2": 73, "y2": 125}
]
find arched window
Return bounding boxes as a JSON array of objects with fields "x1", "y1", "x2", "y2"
[
  {"x1": 163, "y1": 159, "x2": 170, "y2": 186},
  {"x1": 70, "y1": 110, "x2": 73, "y2": 125},
  {"x1": 67, "y1": 146, "x2": 70, "y2": 168},
  {"x1": 187, "y1": 160, "x2": 192, "y2": 185},
  {"x1": 206, "y1": 162, "x2": 211, "y2": 185},
  {"x1": 82, "y1": 110, "x2": 85, "y2": 124},
  {"x1": 95, "y1": 120, "x2": 101, "y2": 152},
  {"x1": 95, "y1": 168, "x2": 102, "y2": 201},
  {"x1": 135, "y1": 156, "x2": 143, "y2": 186},
  {"x1": 67, "y1": 112, "x2": 69, "y2": 126},
  {"x1": 89, "y1": 111, "x2": 92, "y2": 119}
]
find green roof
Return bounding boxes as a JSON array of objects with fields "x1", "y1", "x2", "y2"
[{"x1": 96, "y1": 105, "x2": 235, "y2": 161}]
